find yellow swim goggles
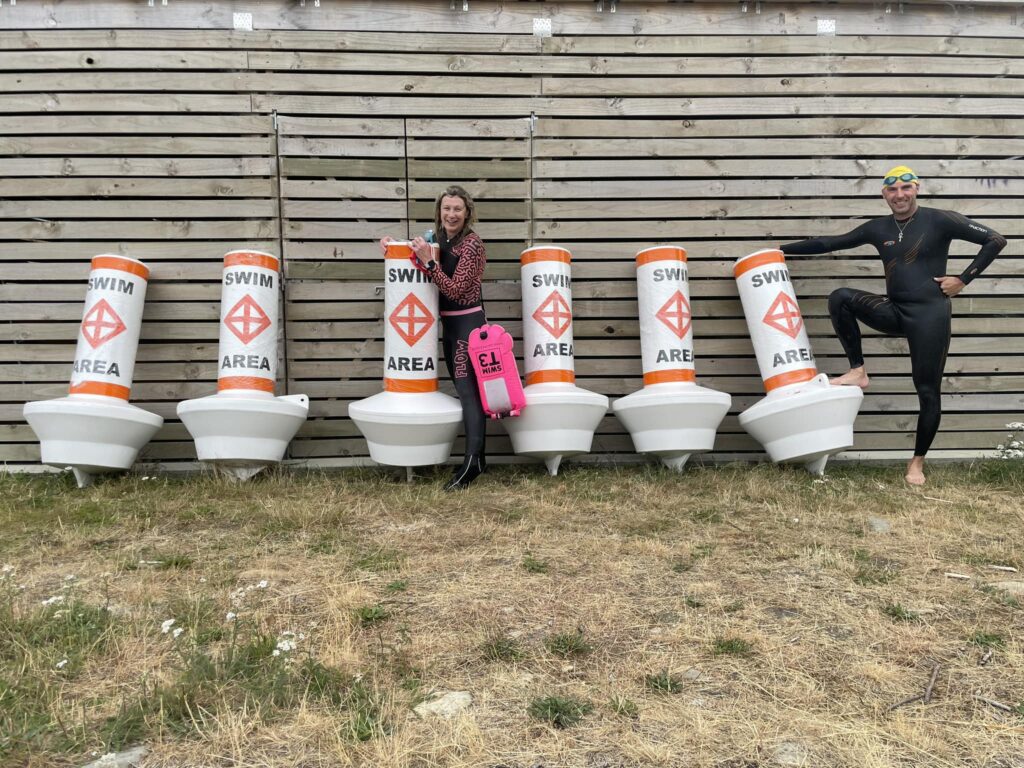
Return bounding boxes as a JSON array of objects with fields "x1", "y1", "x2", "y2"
[{"x1": 883, "y1": 171, "x2": 919, "y2": 186}]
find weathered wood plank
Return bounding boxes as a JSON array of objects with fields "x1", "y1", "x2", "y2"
[
  {"x1": 540, "y1": 76, "x2": 1024, "y2": 97},
  {"x1": 0, "y1": 220, "x2": 276, "y2": 239},
  {"x1": 0, "y1": 200, "x2": 277, "y2": 218},
  {"x1": 247, "y1": 51, "x2": 1024, "y2": 77},
  {"x1": 0, "y1": 50, "x2": 248, "y2": 70},
  {"x1": 536, "y1": 178, "x2": 1024, "y2": 199},
  {"x1": 0, "y1": 29, "x2": 540, "y2": 54},
  {"x1": 0, "y1": 242, "x2": 277, "y2": 263},
  {"x1": 0, "y1": 178, "x2": 275, "y2": 198},
  {"x1": 254, "y1": 94, "x2": 1024, "y2": 117},
  {"x1": 533, "y1": 198, "x2": 1024, "y2": 219},
  {"x1": 0, "y1": 93, "x2": 252, "y2": 113},
  {"x1": 0, "y1": 136, "x2": 273, "y2": 155},
  {"x1": 0, "y1": 157, "x2": 276, "y2": 177},
  {"x1": 535, "y1": 116, "x2": 1024, "y2": 139},
  {"x1": 533, "y1": 137, "x2": 1024, "y2": 158},
  {"x1": 278, "y1": 137, "x2": 405, "y2": 158},
  {"x1": 534, "y1": 158, "x2": 1024, "y2": 179},
  {"x1": 0, "y1": 72, "x2": 543, "y2": 96},
  {"x1": 0, "y1": 114, "x2": 270, "y2": 135}
]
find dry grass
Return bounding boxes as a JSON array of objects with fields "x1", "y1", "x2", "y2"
[{"x1": 1, "y1": 461, "x2": 1023, "y2": 767}]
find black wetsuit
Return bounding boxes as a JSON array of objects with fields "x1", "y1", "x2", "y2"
[{"x1": 781, "y1": 206, "x2": 1005, "y2": 456}]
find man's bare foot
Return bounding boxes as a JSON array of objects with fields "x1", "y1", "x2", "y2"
[
  {"x1": 829, "y1": 367, "x2": 870, "y2": 388},
  {"x1": 905, "y1": 456, "x2": 926, "y2": 486}
]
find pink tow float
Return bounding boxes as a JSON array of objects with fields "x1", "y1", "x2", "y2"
[
  {"x1": 734, "y1": 249, "x2": 863, "y2": 475},
  {"x1": 612, "y1": 246, "x2": 731, "y2": 470},
  {"x1": 23, "y1": 255, "x2": 163, "y2": 487}
]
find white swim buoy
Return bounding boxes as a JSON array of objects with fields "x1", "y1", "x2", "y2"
[
  {"x1": 612, "y1": 246, "x2": 731, "y2": 470},
  {"x1": 177, "y1": 250, "x2": 308, "y2": 479},
  {"x1": 23, "y1": 254, "x2": 164, "y2": 487},
  {"x1": 348, "y1": 241, "x2": 462, "y2": 467},
  {"x1": 734, "y1": 249, "x2": 863, "y2": 474},
  {"x1": 502, "y1": 245, "x2": 608, "y2": 476}
]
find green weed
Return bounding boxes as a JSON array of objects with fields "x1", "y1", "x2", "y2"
[
  {"x1": 609, "y1": 694, "x2": 639, "y2": 718},
  {"x1": 521, "y1": 553, "x2": 549, "y2": 574},
  {"x1": 712, "y1": 636, "x2": 753, "y2": 656},
  {"x1": 883, "y1": 602, "x2": 921, "y2": 623},
  {"x1": 354, "y1": 605, "x2": 390, "y2": 627},
  {"x1": 644, "y1": 671, "x2": 684, "y2": 693},
  {"x1": 527, "y1": 696, "x2": 593, "y2": 728},
  {"x1": 481, "y1": 633, "x2": 524, "y2": 662},
  {"x1": 545, "y1": 630, "x2": 592, "y2": 658}
]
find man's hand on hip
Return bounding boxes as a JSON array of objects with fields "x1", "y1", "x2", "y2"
[{"x1": 934, "y1": 276, "x2": 965, "y2": 297}]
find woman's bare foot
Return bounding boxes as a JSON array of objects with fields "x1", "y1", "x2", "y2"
[
  {"x1": 905, "y1": 456, "x2": 926, "y2": 486},
  {"x1": 830, "y1": 366, "x2": 870, "y2": 388}
]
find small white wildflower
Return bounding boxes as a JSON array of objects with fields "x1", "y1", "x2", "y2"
[
  {"x1": 64, "y1": 574, "x2": 77, "y2": 582},
  {"x1": 272, "y1": 649, "x2": 281, "y2": 657},
  {"x1": 257, "y1": 580, "x2": 269, "y2": 589},
  {"x1": 172, "y1": 627, "x2": 184, "y2": 639},
  {"x1": 41, "y1": 595, "x2": 65, "y2": 606},
  {"x1": 55, "y1": 658, "x2": 68, "y2": 670},
  {"x1": 226, "y1": 612, "x2": 237, "y2": 622},
  {"x1": 199, "y1": 577, "x2": 207, "y2": 583},
  {"x1": 52, "y1": 609, "x2": 68, "y2": 619},
  {"x1": 275, "y1": 631, "x2": 297, "y2": 654},
  {"x1": 161, "y1": 618, "x2": 176, "y2": 634}
]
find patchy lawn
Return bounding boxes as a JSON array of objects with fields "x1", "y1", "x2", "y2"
[{"x1": 1, "y1": 462, "x2": 1022, "y2": 767}]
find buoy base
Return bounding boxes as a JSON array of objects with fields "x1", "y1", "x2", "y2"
[
  {"x1": 177, "y1": 391, "x2": 309, "y2": 472},
  {"x1": 349, "y1": 390, "x2": 462, "y2": 467},
  {"x1": 739, "y1": 375, "x2": 863, "y2": 472},
  {"x1": 612, "y1": 382, "x2": 732, "y2": 471},
  {"x1": 23, "y1": 396, "x2": 163, "y2": 476},
  {"x1": 502, "y1": 383, "x2": 609, "y2": 475}
]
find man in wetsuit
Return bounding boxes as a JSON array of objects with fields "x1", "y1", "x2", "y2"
[{"x1": 779, "y1": 165, "x2": 1006, "y2": 486}]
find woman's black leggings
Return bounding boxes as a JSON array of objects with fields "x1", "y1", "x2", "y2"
[
  {"x1": 827, "y1": 288, "x2": 951, "y2": 457},
  {"x1": 441, "y1": 308, "x2": 487, "y2": 460}
]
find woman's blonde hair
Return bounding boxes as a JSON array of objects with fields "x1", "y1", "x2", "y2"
[{"x1": 433, "y1": 185, "x2": 476, "y2": 238}]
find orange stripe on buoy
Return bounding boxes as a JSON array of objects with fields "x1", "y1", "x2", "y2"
[
  {"x1": 384, "y1": 378, "x2": 438, "y2": 393},
  {"x1": 643, "y1": 370, "x2": 696, "y2": 386},
  {"x1": 734, "y1": 249, "x2": 784, "y2": 278},
  {"x1": 218, "y1": 376, "x2": 275, "y2": 393},
  {"x1": 636, "y1": 246, "x2": 687, "y2": 266},
  {"x1": 69, "y1": 381, "x2": 131, "y2": 400},
  {"x1": 521, "y1": 247, "x2": 572, "y2": 265},
  {"x1": 763, "y1": 368, "x2": 817, "y2": 392},
  {"x1": 526, "y1": 369, "x2": 575, "y2": 386},
  {"x1": 91, "y1": 256, "x2": 149, "y2": 280},
  {"x1": 384, "y1": 242, "x2": 414, "y2": 260},
  {"x1": 224, "y1": 251, "x2": 279, "y2": 271}
]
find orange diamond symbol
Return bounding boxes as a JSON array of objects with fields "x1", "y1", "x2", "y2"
[
  {"x1": 655, "y1": 290, "x2": 692, "y2": 340},
  {"x1": 224, "y1": 294, "x2": 272, "y2": 344},
  {"x1": 532, "y1": 290, "x2": 572, "y2": 339},
  {"x1": 762, "y1": 291, "x2": 804, "y2": 340},
  {"x1": 80, "y1": 299, "x2": 126, "y2": 349},
  {"x1": 389, "y1": 293, "x2": 434, "y2": 347}
]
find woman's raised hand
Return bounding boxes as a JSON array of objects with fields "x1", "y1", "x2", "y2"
[
  {"x1": 410, "y1": 236, "x2": 431, "y2": 262},
  {"x1": 378, "y1": 235, "x2": 394, "y2": 254}
]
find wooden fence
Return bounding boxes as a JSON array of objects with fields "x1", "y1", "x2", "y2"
[{"x1": 1, "y1": 1, "x2": 1022, "y2": 469}]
